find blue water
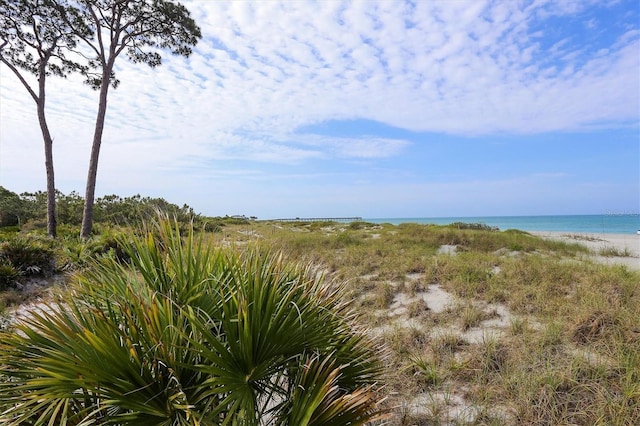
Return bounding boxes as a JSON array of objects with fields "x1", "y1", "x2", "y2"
[{"x1": 365, "y1": 215, "x2": 640, "y2": 235}]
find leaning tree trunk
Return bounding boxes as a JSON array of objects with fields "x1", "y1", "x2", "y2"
[
  {"x1": 80, "y1": 67, "x2": 112, "y2": 238},
  {"x1": 3, "y1": 54, "x2": 59, "y2": 238}
]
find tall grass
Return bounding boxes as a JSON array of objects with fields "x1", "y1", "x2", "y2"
[{"x1": 250, "y1": 221, "x2": 638, "y2": 424}]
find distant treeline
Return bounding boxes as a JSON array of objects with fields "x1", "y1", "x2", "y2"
[{"x1": 0, "y1": 187, "x2": 248, "y2": 231}]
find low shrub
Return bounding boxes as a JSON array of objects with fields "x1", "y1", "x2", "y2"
[
  {"x1": 449, "y1": 222, "x2": 498, "y2": 231},
  {"x1": 201, "y1": 220, "x2": 222, "y2": 232},
  {"x1": 0, "y1": 261, "x2": 20, "y2": 291},
  {"x1": 93, "y1": 233, "x2": 131, "y2": 263},
  {"x1": 348, "y1": 221, "x2": 375, "y2": 230},
  {"x1": 0, "y1": 226, "x2": 20, "y2": 235},
  {"x1": 0, "y1": 236, "x2": 57, "y2": 277}
]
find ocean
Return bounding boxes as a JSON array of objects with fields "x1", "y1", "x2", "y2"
[{"x1": 364, "y1": 215, "x2": 640, "y2": 235}]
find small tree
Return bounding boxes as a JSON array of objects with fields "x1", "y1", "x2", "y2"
[
  {"x1": 55, "y1": 190, "x2": 85, "y2": 225},
  {"x1": 0, "y1": 186, "x2": 26, "y2": 226},
  {"x1": 0, "y1": 0, "x2": 90, "y2": 238},
  {"x1": 68, "y1": 0, "x2": 201, "y2": 238}
]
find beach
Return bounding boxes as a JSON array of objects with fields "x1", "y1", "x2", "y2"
[{"x1": 531, "y1": 231, "x2": 640, "y2": 270}]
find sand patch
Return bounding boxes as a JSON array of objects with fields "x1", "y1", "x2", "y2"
[
  {"x1": 531, "y1": 231, "x2": 640, "y2": 270},
  {"x1": 437, "y1": 245, "x2": 458, "y2": 255},
  {"x1": 410, "y1": 390, "x2": 479, "y2": 423},
  {"x1": 422, "y1": 284, "x2": 457, "y2": 313}
]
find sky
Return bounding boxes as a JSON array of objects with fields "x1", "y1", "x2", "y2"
[{"x1": 1, "y1": 0, "x2": 639, "y2": 219}]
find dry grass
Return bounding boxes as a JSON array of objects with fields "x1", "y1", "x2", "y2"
[{"x1": 202, "y1": 221, "x2": 639, "y2": 425}]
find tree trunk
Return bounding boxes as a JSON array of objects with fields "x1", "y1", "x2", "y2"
[
  {"x1": 3, "y1": 55, "x2": 58, "y2": 237},
  {"x1": 41, "y1": 106, "x2": 57, "y2": 238},
  {"x1": 36, "y1": 62, "x2": 57, "y2": 238},
  {"x1": 80, "y1": 65, "x2": 112, "y2": 238}
]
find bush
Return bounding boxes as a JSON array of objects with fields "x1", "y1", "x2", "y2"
[
  {"x1": 449, "y1": 222, "x2": 498, "y2": 231},
  {"x1": 200, "y1": 220, "x2": 222, "y2": 232},
  {"x1": 0, "y1": 261, "x2": 20, "y2": 291},
  {"x1": 90, "y1": 231, "x2": 131, "y2": 263},
  {"x1": 0, "y1": 217, "x2": 387, "y2": 425},
  {"x1": 0, "y1": 236, "x2": 57, "y2": 277},
  {"x1": 348, "y1": 221, "x2": 375, "y2": 230}
]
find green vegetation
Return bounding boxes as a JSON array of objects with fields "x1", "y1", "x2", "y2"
[
  {"x1": 599, "y1": 245, "x2": 635, "y2": 257},
  {"x1": 198, "y1": 220, "x2": 638, "y2": 424},
  {"x1": 0, "y1": 187, "x2": 205, "y2": 231},
  {"x1": 0, "y1": 187, "x2": 252, "y2": 307},
  {"x1": 0, "y1": 217, "x2": 386, "y2": 424},
  {"x1": 0, "y1": 208, "x2": 638, "y2": 424}
]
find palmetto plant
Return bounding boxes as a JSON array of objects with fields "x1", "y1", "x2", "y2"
[{"x1": 0, "y1": 217, "x2": 386, "y2": 425}]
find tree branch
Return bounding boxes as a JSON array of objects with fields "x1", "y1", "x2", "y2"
[
  {"x1": 86, "y1": 3, "x2": 106, "y2": 64},
  {"x1": 0, "y1": 56, "x2": 39, "y2": 103},
  {"x1": 56, "y1": 4, "x2": 100, "y2": 59}
]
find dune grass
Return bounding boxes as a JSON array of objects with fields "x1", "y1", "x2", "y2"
[{"x1": 202, "y1": 221, "x2": 639, "y2": 425}]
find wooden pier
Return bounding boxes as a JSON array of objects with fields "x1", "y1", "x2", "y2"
[{"x1": 268, "y1": 217, "x2": 363, "y2": 223}]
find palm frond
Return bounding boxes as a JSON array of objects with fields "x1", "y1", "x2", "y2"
[{"x1": 0, "y1": 214, "x2": 385, "y2": 425}]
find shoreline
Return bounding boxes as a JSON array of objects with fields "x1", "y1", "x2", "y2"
[
  {"x1": 530, "y1": 231, "x2": 640, "y2": 270},
  {"x1": 365, "y1": 214, "x2": 640, "y2": 235}
]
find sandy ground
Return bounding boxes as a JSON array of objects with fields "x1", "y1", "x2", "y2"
[{"x1": 530, "y1": 231, "x2": 640, "y2": 270}]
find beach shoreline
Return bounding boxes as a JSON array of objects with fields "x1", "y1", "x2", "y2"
[{"x1": 530, "y1": 231, "x2": 640, "y2": 270}]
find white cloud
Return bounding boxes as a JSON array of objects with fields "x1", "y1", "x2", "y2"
[
  {"x1": 1, "y1": 0, "x2": 637, "y2": 216},
  {"x1": 7, "y1": 1, "x2": 634, "y2": 138}
]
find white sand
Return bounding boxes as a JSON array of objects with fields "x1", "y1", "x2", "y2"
[{"x1": 530, "y1": 231, "x2": 640, "y2": 270}]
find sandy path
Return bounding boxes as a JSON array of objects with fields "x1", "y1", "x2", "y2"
[{"x1": 530, "y1": 231, "x2": 640, "y2": 270}]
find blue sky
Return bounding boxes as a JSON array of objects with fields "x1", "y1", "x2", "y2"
[{"x1": 1, "y1": 0, "x2": 638, "y2": 219}]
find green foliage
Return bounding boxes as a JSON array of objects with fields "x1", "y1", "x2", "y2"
[
  {"x1": 2, "y1": 216, "x2": 638, "y2": 423},
  {"x1": 448, "y1": 222, "x2": 499, "y2": 231},
  {"x1": 410, "y1": 354, "x2": 443, "y2": 388},
  {"x1": 1, "y1": 186, "x2": 208, "y2": 232},
  {"x1": 0, "y1": 235, "x2": 57, "y2": 277},
  {"x1": 58, "y1": 239, "x2": 94, "y2": 271},
  {"x1": 219, "y1": 216, "x2": 252, "y2": 225},
  {"x1": 348, "y1": 221, "x2": 376, "y2": 230},
  {"x1": 334, "y1": 230, "x2": 364, "y2": 247},
  {"x1": 17, "y1": 191, "x2": 48, "y2": 220},
  {"x1": 0, "y1": 187, "x2": 24, "y2": 227},
  {"x1": 0, "y1": 260, "x2": 20, "y2": 291},
  {"x1": 77, "y1": 0, "x2": 202, "y2": 89},
  {"x1": 0, "y1": 226, "x2": 20, "y2": 236},
  {"x1": 0, "y1": 0, "x2": 89, "y2": 77},
  {"x1": 94, "y1": 194, "x2": 199, "y2": 226},
  {"x1": 0, "y1": 216, "x2": 386, "y2": 425},
  {"x1": 201, "y1": 220, "x2": 223, "y2": 232},
  {"x1": 287, "y1": 221, "x2": 337, "y2": 231},
  {"x1": 55, "y1": 190, "x2": 85, "y2": 225},
  {"x1": 0, "y1": 187, "x2": 37, "y2": 227},
  {"x1": 19, "y1": 218, "x2": 47, "y2": 232}
]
